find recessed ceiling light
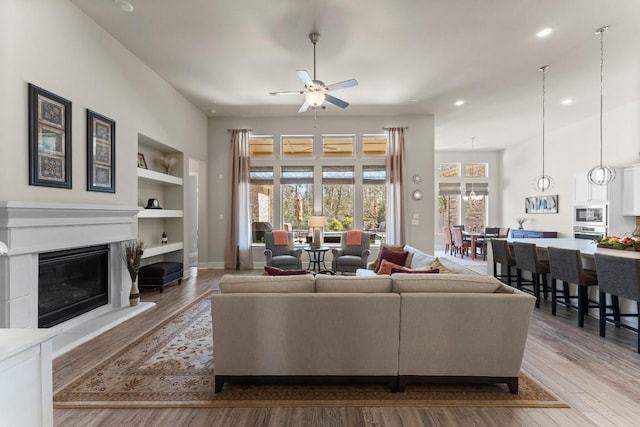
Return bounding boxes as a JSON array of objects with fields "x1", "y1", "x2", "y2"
[
  {"x1": 536, "y1": 28, "x2": 553, "y2": 38},
  {"x1": 454, "y1": 100, "x2": 465, "y2": 106},
  {"x1": 113, "y1": 0, "x2": 134, "y2": 13},
  {"x1": 208, "y1": 109, "x2": 216, "y2": 115},
  {"x1": 561, "y1": 98, "x2": 573, "y2": 105}
]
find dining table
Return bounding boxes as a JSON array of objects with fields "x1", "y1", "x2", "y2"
[{"x1": 463, "y1": 231, "x2": 498, "y2": 260}]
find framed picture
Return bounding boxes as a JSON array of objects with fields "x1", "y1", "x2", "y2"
[
  {"x1": 86, "y1": 109, "x2": 116, "y2": 193},
  {"x1": 137, "y1": 153, "x2": 148, "y2": 169},
  {"x1": 525, "y1": 195, "x2": 558, "y2": 214},
  {"x1": 28, "y1": 84, "x2": 72, "y2": 188}
]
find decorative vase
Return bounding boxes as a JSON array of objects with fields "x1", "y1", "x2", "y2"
[
  {"x1": 129, "y1": 280, "x2": 140, "y2": 306},
  {"x1": 518, "y1": 224, "x2": 524, "y2": 229}
]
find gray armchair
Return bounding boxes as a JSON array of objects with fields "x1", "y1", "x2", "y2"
[
  {"x1": 264, "y1": 231, "x2": 303, "y2": 270},
  {"x1": 331, "y1": 231, "x2": 371, "y2": 275}
]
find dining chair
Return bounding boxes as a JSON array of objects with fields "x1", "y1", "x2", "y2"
[
  {"x1": 451, "y1": 227, "x2": 471, "y2": 258},
  {"x1": 593, "y1": 253, "x2": 640, "y2": 353},
  {"x1": 547, "y1": 247, "x2": 599, "y2": 327},
  {"x1": 477, "y1": 227, "x2": 500, "y2": 260},
  {"x1": 443, "y1": 226, "x2": 453, "y2": 255},
  {"x1": 512, "y1": 241, "x2": 550, "y2": 308}
]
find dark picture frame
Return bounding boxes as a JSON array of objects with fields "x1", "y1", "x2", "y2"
[
  {"x1": 137, "y1": 153, "x2": 148, "y2": 169},
  {"x1": 28, "y1": 84, "x2": 72, "y2": 189},
  {"x1": 86, "y1": 109, "x2": 116, "y2": 193},
  {"x1": 525, "y1": 194, "x2": 558, "y2": 214}
]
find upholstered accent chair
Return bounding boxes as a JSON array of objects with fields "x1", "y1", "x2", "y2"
[
  {"x1": 331, "y1": 231, "x2": 371, "y2": 275},
  {"x1": 264, "y1": 231, "x2": 303, "y2": 270}
]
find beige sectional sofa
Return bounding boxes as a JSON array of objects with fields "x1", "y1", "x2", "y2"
[{"x1": 211, "y1": 272, "x2": 535, "y2": 394}]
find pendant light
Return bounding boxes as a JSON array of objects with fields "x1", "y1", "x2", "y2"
[
  {"x1": 587, "y1": 26, "x2": 616, "y2": 186},
  {"x1": 463, "y1": 137, "x2": 482, "y2": 202},
  {"x1": 533, "y1": 65, "x2": 554, "y2": 192}
]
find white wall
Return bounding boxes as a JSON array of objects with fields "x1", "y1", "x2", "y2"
[
  {"x1": 501, "y1": 101, "x2": 640, "y2": 236},
  {"x1": 207, "y1": 115, "x2": 435, "y2": 268},
  {"x1": 0, "y1": 0, "x2": 208, "y2": 207}
]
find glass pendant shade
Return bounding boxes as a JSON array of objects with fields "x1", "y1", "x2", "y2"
[
  {"x1": 305, "y1": 91, "x2": 325, "y2": 107},
  {"x1": 587, "y1": 26, "x2": 615, "y2": 186},
  {"x1": 534, "y1": 175, "x2": 554, "y2": 192}
]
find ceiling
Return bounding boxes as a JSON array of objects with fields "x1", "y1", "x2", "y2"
[{"x1": 70, "y1": 0, "x2": 640, "y2": 150}]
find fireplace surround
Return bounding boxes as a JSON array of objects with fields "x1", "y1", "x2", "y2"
[{"x1": 0, "y1": 201, "x2": 140, "y2": 329}]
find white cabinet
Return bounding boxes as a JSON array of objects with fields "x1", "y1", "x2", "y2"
[
  {"x1": 137, "y1": 134, "x2": 185, "y2": 266},
  {"x1": 623, "y1": 165, "x2": 640, "y2": 216},
  {"x1": 573, "y1": 172, "x2": 609, "y2": 204}
]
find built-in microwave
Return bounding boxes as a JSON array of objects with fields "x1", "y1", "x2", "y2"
[{"x1": 573, "y1": 205, "x2": 607, "y2": 226}]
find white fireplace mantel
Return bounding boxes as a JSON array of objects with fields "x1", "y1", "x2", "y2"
[{"x1": 0, "y1": 201, "x2": 141, "y2": 330}]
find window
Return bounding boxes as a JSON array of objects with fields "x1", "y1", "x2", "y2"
[
  {"x1": 363, "y1": 135, "x2": 386, "y2": 157},
  {"x1": 249, "y1": 137, "x2": 273, "y2": 158},
  {"x1": 323, "y1": 136, "x2": 354, "y2": 157},
  {"x1": 282, "y1": 136, "x2": 313, "y2": 158},
  {"x1": 438, "y1": 163, "x2": 460, "y2": 178},
  {"x1": 281, "y1": 166, "x2": 314, "y2": 239},
  {"x1": 250, "y1": 167, "x2": 274, "y2": 243},
  {"x1": 464, "y1": 163, "x2": 487, "y2": 178},
  {"x1": 248, "y1": 133, "x2": 388, "y2": 245},
  {"x1": 322, "y1": 166, "x2": 354, "y2": 231},
  {"x1": 363, "y1": 165, "x2": 386, "y2": 243}
]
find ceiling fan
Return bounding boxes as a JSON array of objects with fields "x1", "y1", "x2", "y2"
[{"x1": 269, "y1": 32, "x2": 358, "y2": 113}]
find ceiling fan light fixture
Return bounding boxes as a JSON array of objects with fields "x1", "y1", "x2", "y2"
[{"x1": 305, "y1": 90, "x2": 326, "y2": 107}]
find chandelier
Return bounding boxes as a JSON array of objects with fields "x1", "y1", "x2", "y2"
[
  {"x1": 533, "y1": 65, "x2": 554, "y2": 192},
  {"x1": 463, "y1": 137, "x2": 483, "y2": 202}
]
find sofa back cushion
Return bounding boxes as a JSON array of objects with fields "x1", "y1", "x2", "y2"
[
  {"x1": 403, "y1": 245, "x2": 437, "y2": 269},
  {"x1": 219, "y1": 274, "x2": 315, "y2": 293},
  {"x1": 393, "y1": 274, "x2": 506, "y2": 293},
  {"x1": 315, "y1": 275, "x2": 393, "y2": 293}
]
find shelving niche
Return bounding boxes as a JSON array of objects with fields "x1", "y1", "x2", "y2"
[{"x1": 137, "y1": 134, "x2": 185, "y2": 269}]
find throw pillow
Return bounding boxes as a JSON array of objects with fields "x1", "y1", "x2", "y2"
[
  {"x1": 375, "y1": 247, "x2": 409, "y2": 273},
  {"x1": 428, "y1": 258, "x2": 453, "y2": 274},
  {"x1": 377, "y1": 259, "x2": 406, "y2": 275},
  {"x1": 369, "y1": 244, "x2": 405, "y2": 270},
  {"x1": 264, "y1": 266, "x2": 307, "y2": 276},
  {"x1": 390, "y1": 267, "x2": 440, "y2": 274}
]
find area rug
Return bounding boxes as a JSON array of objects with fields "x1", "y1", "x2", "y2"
[{"x1": 54, "y1": 296, "x2": 568, "y2": 409}]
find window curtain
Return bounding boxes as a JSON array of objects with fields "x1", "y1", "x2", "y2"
[
  {"x1": 224, "y1": 129, "x2": 253, "y2": 269},
  {"x1": 385, "y1": 127, "x2": 406, "y2": 245}
]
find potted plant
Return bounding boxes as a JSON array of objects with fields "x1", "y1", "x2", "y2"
[{"x1": 122, "y1": 240, "x2": 144, "y2": 306}]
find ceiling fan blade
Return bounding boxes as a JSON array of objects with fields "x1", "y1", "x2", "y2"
[
  {"x1": 326, "y1": 79, "x2": 358, "y2": 92},
  {"x1": 296, "y1": 70, "x2": 314, "y2": 88},
  {"x1": 269, "y1": 90, "x2": 305, "y2": 96},
  {"x1": 298, "y1": 101, "x2": 310, "y2": 113},
  {"x1": 325, "y1": 94, "x2": 349, "y2": 109}
]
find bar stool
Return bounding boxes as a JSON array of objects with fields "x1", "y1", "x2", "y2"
[
  {"x1": 547, "y1": 247, "x2": 599, "y2": 327},
  {"x1": 512, "y1": 241, "x2": 550, "y2": 308},
  {"x1": 490, "y1": 239, "x2": 516, "y2": 286},
  {"x1": 593, "y1": 253, "x2": 640, "y2": 353}
]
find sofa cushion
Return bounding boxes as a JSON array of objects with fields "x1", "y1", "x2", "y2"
[
  {"x1": 369, "y1": 244, "x2": 405, "y2": 270},
  {"x1": 403, "y1": 245, "x2": 436, "y2": 269},
  {"x1": 430, "y1": 257, "x2": 479, "y2": 275},
  {"x1": 219, "y1": 274, "x2": 315, "y2": 293},
  {"x1": 391, "y1": 267, "x2": 439, "y2": 274},
  {"x1": 377, "y1": 259, "x2": 406, "y2": 275},
  {"x1": 315, "y1": 275, "x2": 393, "y2": 293},
  {"x1": 264, "y1": 266, "x2": 307, "y2": 276},
  {"x1": 428, "y1": 258, "x2": 453, "y2": 273},
  {"x1": 375, "y1": 247, "x2": 409, "y2": 272},
  {"x1": 392, "y1": 274, "x2": 504, "y2": 293}
]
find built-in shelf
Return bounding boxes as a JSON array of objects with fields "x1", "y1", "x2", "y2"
[
  {"x1": 142, "y1": 242, "x2": 184, "y2": 259},
  {"x1": 138, "y1": 209, "x2": 183, "y2": 219},
  {"x1": 137, "y1": 167, "x2": 183, "y2": 186}
]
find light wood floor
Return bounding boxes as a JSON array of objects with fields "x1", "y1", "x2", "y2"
[{"x1": 53, "y1": 269, "x2": 640, "y2": 427}]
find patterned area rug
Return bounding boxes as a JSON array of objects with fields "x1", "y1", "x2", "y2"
[{"x1": 54, "y1": 296, "x2": 568, "y2": 409}]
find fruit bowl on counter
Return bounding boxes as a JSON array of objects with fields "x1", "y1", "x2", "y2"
[{"x1": 596, "y1": 235, "x2": 640, "y2": 251}]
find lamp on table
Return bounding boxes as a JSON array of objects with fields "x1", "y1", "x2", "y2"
[{"x1": 308, "y1": 216, "x2": 325, "y2": 249}]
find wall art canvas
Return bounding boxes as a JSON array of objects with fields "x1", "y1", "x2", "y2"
[
  {"x1": 28, "y1": 84, "x2": 72, "y2": 188},
  {"x1": 525, "y1": 195, "x2": 558, "y2": 214},
  {"x1": 87, "y1": 109, "x2": 116, "y2": 193}
]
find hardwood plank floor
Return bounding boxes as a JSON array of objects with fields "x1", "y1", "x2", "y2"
[{"x1": 53, "y1": 269, "x2": 640, "y2": 426}]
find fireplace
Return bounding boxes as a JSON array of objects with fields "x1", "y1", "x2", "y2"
[
  {"x1": 38, "y1": 245, "x2": 109, "y2": 328},
  {"x1": 0, "y1": 201, "x2": 140, "y2": 329}
]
